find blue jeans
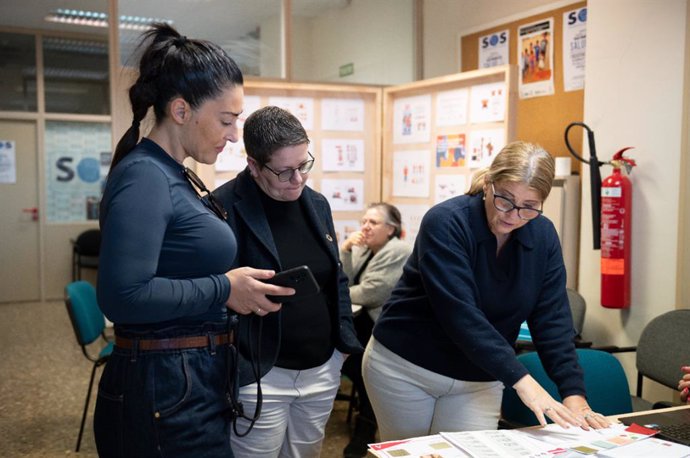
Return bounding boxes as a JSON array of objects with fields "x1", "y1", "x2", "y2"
[{"x1": 94, "y1": 323, "x2": 236, "y2": 458}]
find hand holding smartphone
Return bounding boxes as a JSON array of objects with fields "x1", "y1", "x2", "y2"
[{"x1": 263, "y1": 265, "x2": 320, "y2": 303}]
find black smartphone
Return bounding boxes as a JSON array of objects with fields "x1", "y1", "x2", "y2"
[{"x1": 263, "y1": 265, "x2": 320, "y2": 303}]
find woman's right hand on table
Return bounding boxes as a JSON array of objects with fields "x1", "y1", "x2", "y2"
[
  {"x1": 513, "y1": 374, "x2": 583, "y2": 429},
  {"x1": 225, "y1": 267, "x2": 294, "y2": 316}
]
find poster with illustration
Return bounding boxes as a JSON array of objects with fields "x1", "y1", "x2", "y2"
[
  {"x1": 563, "y1": 7, "x2": 587, "y2": 91},
  {"x1": 268, "y1": 96, "x2": 315, "y2": 130},
  {"x1": 392, "y1": 150, "x2": 430, "y2": 197},
  {"x1": 436, "y1": 89, "x2": 469, "y2": 126},
  {"x1": 215, "y1": 140, "x2": 246, "y2": 172},
  {"x1": 321, "y1": 98, "x2": 365, "y2": 131},
  {"x1": 238, "y1": 96, "x2": 261, "y2": 128},
  {"x1": 435, "y1": 174, "x2": 467, "y2": 204},
  {"x1": 45, "y1": 122, "x2": 111, "y2": 222},
  {"x1": 395, "y1": 204, "x2": 430, "y2": 244},
  {"x1": 468, "y1": 129, "x2": 504, "y2": 169},
  {"x1": 333, "y1": 219, "x2": 360, "y2": 244},
  {"x1": 435, "y1": 134, "x2": 466, "y2": 168},
  {"x1": 321, "y1": 178, "x2": 364, "y2": 211},
  {"x1": 518, "y1": 18, "x2": 555, "y2": 98},
  {"x1": 321, "y1": 138, "x2": 365, "y2": 172},
  {"x1": 393, "y1": 95, "x2": 431, "y2": 144},
  {"x1": 470, "y1": 82, "x2": 506, "y2": 123}
]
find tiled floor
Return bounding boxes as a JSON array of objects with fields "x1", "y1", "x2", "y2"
[{"x1": 0, "y1": 300, "x2": 356, "y2": 457}]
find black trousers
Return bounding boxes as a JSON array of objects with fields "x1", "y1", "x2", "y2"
[{"x1": 341, "y1": 311, "x2": 375, "y2": 422}]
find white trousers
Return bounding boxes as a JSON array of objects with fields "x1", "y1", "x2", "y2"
[
  {"x1": 362, "y1": 338, "x2": 504, "y2": 441},
  {"x1": 230, "y1": 350, "x2": 344, "y2": 458}
]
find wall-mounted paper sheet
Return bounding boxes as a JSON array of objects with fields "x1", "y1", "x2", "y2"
[
  {"x1": 321, "y1": 178, "x2": 364, "y2": 211},
  {"x1": 435, "y1": 174, "x2": 467, "y2": 204},
  {"x1": 436, "y1": 89, "x2": 469, "y2": 127},
  {"x1": 392, "y1": 150, "x2": 430, "y2": 197},
  {"x1": 215, "y1": 140, "x2": 246, "y2": 172},
  {"x1": 470, "y1": 82, "x2": 506, "y2": 123},
  {"x1": 321, "y1": 139, "x2": 365, "y2": 172},
  {"x1": 268, "y1": 96, "x2": 315, "y2": 130},
  {"x1": 321, "y1": 98, "x2": 365, "y2": 132},
  {"x1": 393, "y1": 95, "x2": 431, "y2": 144}
]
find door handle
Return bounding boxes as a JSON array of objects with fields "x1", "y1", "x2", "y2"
[{"x1": 22, "y1": 207, "x2": 38, "y2": 221}]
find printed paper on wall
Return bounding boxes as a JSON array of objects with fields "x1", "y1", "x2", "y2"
[
  {"x1": 393, "y1": 95, "x2": 432, "y2": 144},
  {"x1": 321, "y1": 98, "x2": 365, "y2": 131},
  {"x1": 321, "y1": 178, "x2": 364, "y2": 211},
  {"x1": 268, "y1": 96, "x2": 315, "y2": 130},
  {"x1": 468, "y1": 129, "x2": 505, "y2": 169},
  {"x1": 436, "y1": 89, "x2": 469, "y2": 127},
  {"x1": 321, "y1": 138, "x2": 365, "y2": 172},
  {"x1": 470, "y1": 82, "x2": 506, "y2": 123},
  {"x1": 435, "y1": 134, "x2": 466, "y2": 168},
  {"x1": 392, "y1": 150, "x2": 430, "y2": 197}
]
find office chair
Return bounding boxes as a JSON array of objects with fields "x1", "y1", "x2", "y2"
[
  {"x1": 516, "y1": 288, "x2": 589, "y2": 352},
  {"x1": 71, "y1": 229, "x2": 101, "y2": 281},
  {"x1": 566, "y1": 288, "x2": 586, "y2": 340},
  {"x1": 501, "y1": 349, "x2": 633, "y2": 428},
  {"x1": 635, "y1": 309, "x2": 690, "y2": 407},
  {"x1": 64, "y1": 280, "x2": 113, "y2": 452}
]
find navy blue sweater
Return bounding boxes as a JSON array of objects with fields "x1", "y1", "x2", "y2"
[
  {"x1": 98, "y1": 138, "x2": 235, "y2": 328},
  {"x1": 374, "y1": 193, "x2": 585, "y2": 399}
]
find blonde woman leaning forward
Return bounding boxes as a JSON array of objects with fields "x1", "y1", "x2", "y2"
[{"x1": 363, "y1": 141, "x2": 610, "y2": 441}]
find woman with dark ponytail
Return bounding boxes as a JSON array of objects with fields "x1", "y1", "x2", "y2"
[{"x1": 95, "y1": 24, "x2": 293, "y2": 457}]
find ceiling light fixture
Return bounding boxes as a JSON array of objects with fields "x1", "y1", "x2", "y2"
[{"x1": 45, "y1": 9, "x2": 172, "y2": 31}]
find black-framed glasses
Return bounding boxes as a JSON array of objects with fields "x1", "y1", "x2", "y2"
[
  {"x1": 262, "y1": 152, "x2": 315, "y2": 182},
  {"x1": 491, "y1": 183, "x2": 543, "y2": 221},
  {"x1": 183, "y1": 167, "x2": 228, "y2": 221}
]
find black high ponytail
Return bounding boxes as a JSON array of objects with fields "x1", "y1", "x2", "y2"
[{"x1": 110, "y1": 23, "x2": 243, "y2": 170}]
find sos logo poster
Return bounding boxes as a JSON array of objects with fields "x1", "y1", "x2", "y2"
[{"x1": 478, "y1": 30, "x2": 509, "y2": 68}]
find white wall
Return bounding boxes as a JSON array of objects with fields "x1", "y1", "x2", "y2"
[
  {"x1": 292, "y1": 0, "x2": 414, "y2": 84},
  {"x1": 579, "y1": 0, "x2": 687, "y2": 401}
]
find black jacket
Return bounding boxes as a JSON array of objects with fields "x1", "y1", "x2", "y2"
[{"x1": 213, "y1": 168, "x2": 363, "y2": 386}]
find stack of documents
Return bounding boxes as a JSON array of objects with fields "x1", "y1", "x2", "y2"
[{"x1": 368, "y1": 423, "x2": 690, "y2": 457}]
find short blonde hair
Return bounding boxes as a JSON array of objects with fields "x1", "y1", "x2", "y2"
[{"x1": 467, "y1": 141, "x2": 555, "y2": 200}]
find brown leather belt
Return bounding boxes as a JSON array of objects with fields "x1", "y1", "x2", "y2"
[{"x1": 115, "y1": 332, "x2": 233, "y2": 351}]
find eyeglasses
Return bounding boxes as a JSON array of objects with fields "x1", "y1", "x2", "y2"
[
  {"x1": 361, "y1": 219, "x2": 384, "y2": 227},
  {"x1": 262, "y1": 152, "x2": 315, "y2": 182},
  {"x1": 183, "y1": 167, "x2": 228, "y2": 221},
  {"x1": 491, "y1": 183, "x2": 543, "y2": 221}
]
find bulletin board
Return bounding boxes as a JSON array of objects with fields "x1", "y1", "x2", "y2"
[
  {"x1": 381, "y1": 65, "x2": 517, "y2": 241},
  {"x1": 196, "y1": 79, "x2": 382, "y2": 245},
  {"x1": 461, "y1": 1, "x2": 586, "y2": 172}
]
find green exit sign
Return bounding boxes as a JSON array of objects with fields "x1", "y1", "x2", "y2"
[{"x1": 339, "y1": 62, "x2": 354, "y2": 77}]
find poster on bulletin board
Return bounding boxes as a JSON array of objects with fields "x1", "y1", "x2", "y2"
[
  {"x1": 563, "y1": 7, "x2": 587, "y2": 91},
  {"x1": 517, "y1": 18, "x2": 555, "y2": 98},
  {"x1": 478, "y1": 29, "x2": 510, "y2": 68}
]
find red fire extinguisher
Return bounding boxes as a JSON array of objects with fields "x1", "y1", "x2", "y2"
[{"x1": 600, "y1": 147, "x2": 636, "y2": 308}]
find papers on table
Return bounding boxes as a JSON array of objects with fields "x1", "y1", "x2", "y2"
[
  {"x1": 369, "y1": 435, "x2": 470, "y2": 457},
  {"x1": 368, "y1": 422, "x2": 690, "y2": 457}
]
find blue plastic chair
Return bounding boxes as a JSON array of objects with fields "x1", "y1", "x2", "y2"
[
  {"x1": 64, "y1": 280, "x2": 113, "y2": 452},
  {"x1": 501, "y1": 349, "x2": 633, "y2": 428}
]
